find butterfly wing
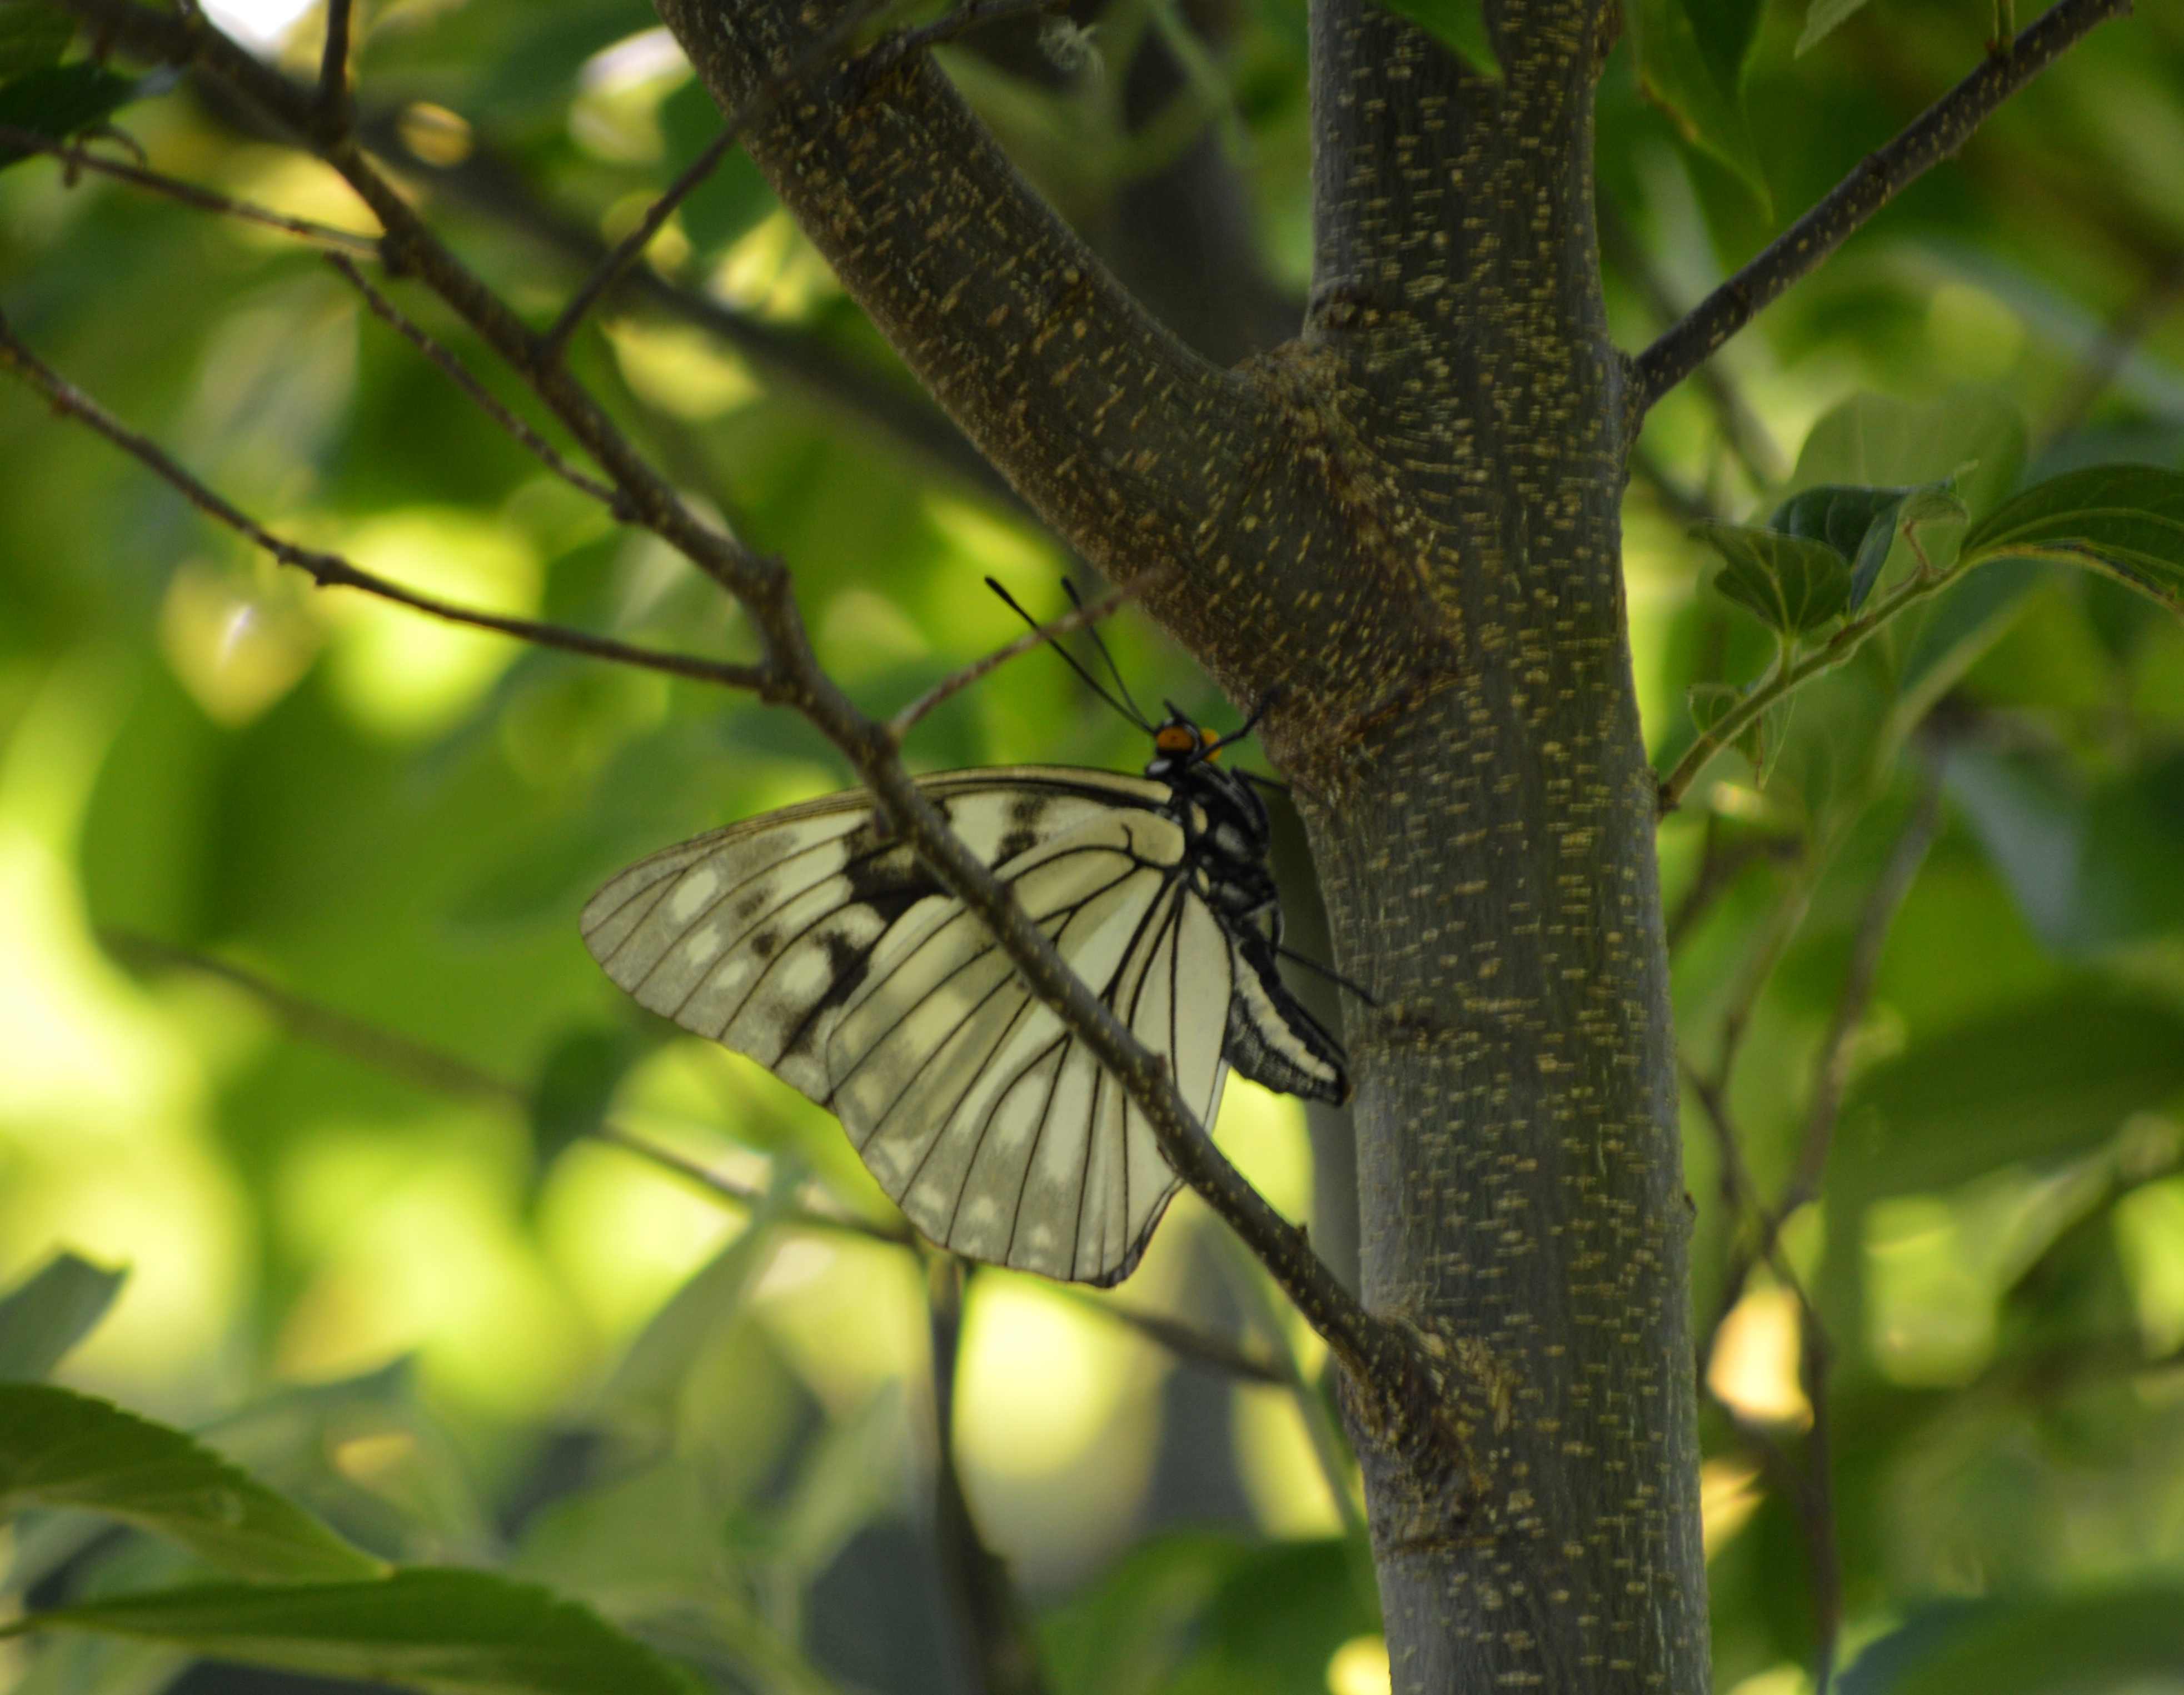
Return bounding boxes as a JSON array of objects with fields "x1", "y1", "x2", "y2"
[
  {"x1": 580, "y1": 769, "x2": 1225, "y2": 1284},
  {"x1": 825, "y1": 812, "x2": 1231, "y2": 1284}
]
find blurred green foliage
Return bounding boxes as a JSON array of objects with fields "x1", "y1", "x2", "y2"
[{"x1": 2, "y1": 0, "x2": 2183, "y2": 1691}]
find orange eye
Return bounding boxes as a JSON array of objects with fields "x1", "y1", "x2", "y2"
[{"x1": 1155, "y1": 726, "x2": 1196, "y2": 753}]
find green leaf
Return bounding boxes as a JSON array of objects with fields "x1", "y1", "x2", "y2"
[
  {"x1": 0, "y1": 1253, "x2": 124, "y2": 1381},
  {"x1": 1044, "y1": 1533, "x2": 1375, "y2": 1695},
  {"x1": 1686, "y1": 680, "x2": 1744, "y2": 736},
  {"x1": 1168, "y1": 1537, "x2": 1380, "y2": 1695},
  {"x1": 1770, "y1": 483, "x2": 1919, "y2": 562},
  {"x1": 1839, "y1": 1589, "x2": 2184, "y2": 1695},
  {"x1": 1788, "y1": 390, "x2": 2027, "y2": 524},
  {"x1": 1891, "y1": 555, "x2": 2047, "y2": 729},
  {"x1": 1697, "y1": 521, "x2": 1853, "y2": 634},
  {"x1": 0, "y1": 1384, "x2": 385, "y2": 1583},
  {"x1": 0, "y1": 59, "x2": 139, "y2": 169},
  {"x1": 1959, "y1": 463, "x2": 2184, "y2": 614},
  {"x1": 1624, "y1": 0, "x2": 1769, "y2": 210},
  {"x1": 0, "y1": 3, "x2": 75, "y2": 79},
  {"x1": 1946, "y1": 744, "x2": 2184, "y2": 953},
  {"x1": 1834, "y1": 990, "x2": 2184, "y2": 1198},
  {"x1": 1, "y1": 1568, "x2": 702, "y2": 1695},
  {"x1": 1368, "y1": 0, "x2": 1500, "y2": 80},
  {"x1": 526, "y1": 1026, "x2": 634, "y2": 1169},
  {"x1": 1795, "y1": 0, "x2": 1873, "y2": 57}
]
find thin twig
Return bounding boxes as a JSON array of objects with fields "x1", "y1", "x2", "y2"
[
  {"x1": 1786, "y1": 768, "x2": 1945, "y2": 1214},
  {"x1": 536, "y1": 0, "x2": 899, "y2": 358},
  {"x1": 316, "y1": 0, "x2": 354, "y2": 133},
  {"x1": 928, "y1": 1258, "x2": 1051, "y2": 1695},
  {"x1": 1663, "y1": 815, "x2": 1800, "y2": 955},
  {"x1": 589, "y1": 1123, "x2": 911, "y2": 1243},
  {"x1": 96, "y1": 929, "x2": 896, "y2": 1235},
  {"x1": 0, "y1": 314, "x2": 770, "y2": 695},
  {"x1": 1684, "y1": 1074, "x2": 1842, "y2": 1692},
  {"x1": 1630, "y1": 0, "x2": 2133, "y2": 421},
  {"x1": 1799, "y1": 1317, "x2": 1842, "y2": 1695},
  {"x1": 1703, "y1": 766, "x2": 1947, "y2": 1349},
  {"x1": 101, "y1": 930, "x2": 520, "y2": 1104},
  {"x1": 351, "y1": 107, "x2": 1026, "y2": 513},
  {"x1": 887, "y1": 576, "x2": 1155, "y2": 741},
  {"x1": 105, "y1": 932, "x2": 1310, "y2": 1372},
  {"x1": 540, "y1": 0, "x2": 1063, "y2": 358},
  {"x1": 2038, "y1": 252, "x2": 2184, "y2": 443},
  {"x1": 324, "y1": 253, "x2": 623, "y2": 510},
  {"x1": 0, "y1": 126, "x2": 380, "y2": 250},
  {"x1": 1045, "y1": 1285, "x2": 1287, "y2": 1384}
]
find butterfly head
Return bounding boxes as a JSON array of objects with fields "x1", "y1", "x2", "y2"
[{"x1": 1146, "y1": 710, "x2": 1222, "y2": 776}]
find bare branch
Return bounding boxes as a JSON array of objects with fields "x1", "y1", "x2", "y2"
[
  {"x1": 1663, "y1": 817, "x2": 1801, "y2": 955},
  {"x1": 0, "y1": 315, "x2": 771, "y2": 694},
  {"x1": 324, "y1": 253, "x2": 622, "y2": 510},
  {"x1": 887, "y1": 575, "x2": 1155, "y2": 741},
  {"x1": 101, "y1": 931, "x2": 1315, "y2": 1384},
  {"x1": 1630, "y1": 0, "x2": 2133, "y2": 422},
  {"x1": 1598, "y1": 201, "x2": 1783, "y2": 488},
  {"x1": 0, "y1": 126, "x2": 379, "y2": 250}
]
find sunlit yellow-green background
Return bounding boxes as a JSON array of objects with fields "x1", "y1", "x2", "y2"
[{"x1": 7, "y1": 0, "x2": 2184, "y2": 1690}]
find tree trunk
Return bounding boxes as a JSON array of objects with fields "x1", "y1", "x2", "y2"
[{"x1": 655, "y1": 0, "x2": 1709, "y2": 1682}]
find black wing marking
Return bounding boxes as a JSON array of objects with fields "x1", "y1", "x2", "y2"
[
  {"x1": 581, "y1": 770, "x2": 1174, "y2": 1100},
  {"x1": 1220, "y1": 923, "x2": 1350, "y2": 1104}
]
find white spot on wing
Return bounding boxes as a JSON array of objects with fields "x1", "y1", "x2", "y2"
[{"x1": 667, "y1": 866, "x2": 720, "y2": 920}]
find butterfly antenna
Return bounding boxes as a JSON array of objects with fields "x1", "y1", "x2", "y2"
[
  {"x1": 985, "y1": 577, "x2": 1151, "y2": 730},
  {"x1": 1275, "y1": 945, "x2": 1379, "y2": 1008},
  {"x1": 1061, "y1": 577, "x2": 1154, "y2": 728},
  {"x1": 1203, "y1": 685, "x2": 1285, "y2": 758}
]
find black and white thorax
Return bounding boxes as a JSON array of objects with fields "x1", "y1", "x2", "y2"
[
  {"x1": 582, "y1": 706, "x2": 1350, "y2": 1287},
  {"x1": 1142, "y1": 719, "x2": 1348, "y2": 1106}
]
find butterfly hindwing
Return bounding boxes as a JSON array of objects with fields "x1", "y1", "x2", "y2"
[
  {"x1": 825, "y1": 808, "x2": 1225, "y2": 1284},
  {"x1": 1222, "y1": 925, "x2": 1348, "y2": 1104}
]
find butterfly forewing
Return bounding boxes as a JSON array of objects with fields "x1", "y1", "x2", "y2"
[{"x1": 581, "y1": 769, "x2": 1231, "y2": 1282}]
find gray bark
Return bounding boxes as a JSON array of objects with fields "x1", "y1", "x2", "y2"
[{"x1": 655, "y1": 0, "x2": 1709, "y2": 1683}]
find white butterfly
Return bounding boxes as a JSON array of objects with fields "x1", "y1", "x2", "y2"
[{"x1": 581, "y1": 709, "x2": 1349, "y2": 1286}]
